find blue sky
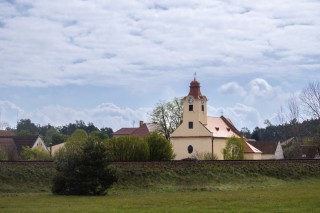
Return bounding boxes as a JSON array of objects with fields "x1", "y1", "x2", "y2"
[{"x1": 0, "y1": 0, "x2": 320, "y2": 132}]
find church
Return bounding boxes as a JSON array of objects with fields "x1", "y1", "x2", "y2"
[{"x1": 170, "y1": 78, "x2": 262, "y2": 160}]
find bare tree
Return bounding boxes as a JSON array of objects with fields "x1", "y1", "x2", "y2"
[
  {"x1": 277, "y1": 105, "x2": 287, "y2": 140},
  {"x1": 287, "y1": 94, "x2": 300, "y2": 124},
  {"x1": 277, "y1": 105, "x2": 286, "y2": 125},
  {"x1": 287, "y1": 94, "x2": 301, "y2": 142},
  {"x1": 150, "y1": 98, "x2": 183, "y2": 140},
  {"x1": 300, "y1": 80, "x2": 320, "y2": 119}
]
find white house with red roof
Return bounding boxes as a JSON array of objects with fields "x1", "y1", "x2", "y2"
[{"x1": 170, "y1": 78, "x2": 262, "y2": 160}]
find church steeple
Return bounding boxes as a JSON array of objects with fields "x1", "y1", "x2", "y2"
[
  {"x1": 188, "y1": 79, "x2": 202, "y2": 99},
  {"x1": 183, "y1": 77, "x2": 208, "y2": 125}
]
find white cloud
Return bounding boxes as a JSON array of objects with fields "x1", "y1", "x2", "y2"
[
  {"x1": 20, "y1": 103, "x2": 151, "y2": 131},
  {"x1": 218, "y1": 82, "x2": 246, "y2": 96},
  {"x1": 0, "y1": 100, "x2": 24, "y2": 129},
  {"x1": 0, "y1": 0, "x2": 319, "y2": 88}
]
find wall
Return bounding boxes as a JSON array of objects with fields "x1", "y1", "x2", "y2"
[
  {"x1": 172, "y1": 137, "x2": 212, "y2": 160},
  {"x1": 245, "y1": 153, "x2": 262, "y2": 160}
]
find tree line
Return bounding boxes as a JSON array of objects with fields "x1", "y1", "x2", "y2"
[{"x1": 7, "y1": 119, "x2": 113, "y2": 146}]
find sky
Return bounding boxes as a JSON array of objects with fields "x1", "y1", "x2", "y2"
[{"x1": 0, "y1": 0, "x2": 320, "y2": 132}]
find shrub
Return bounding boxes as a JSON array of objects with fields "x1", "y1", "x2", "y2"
[
  {"x1": 0, "y1": 146, "x2": 8, "y2": 160},
  {"x1": 20, "y1": 146, "x2": 51, "y2": 161},
  {"x1": 192, "y1": 151, "x2": 218, "y2": 160},
  {"x1": 52, "y1": 138, "x2": 117, "y2": 195},
  {"x1": 107, "y1": 136, "x2": 149, "y2": 161},
  {"x1": 222, "y1": 136, "x2": 245, "y2": 160},
  {"x1": 145, "y1": 132, "x2": 175, "y2": 161}
]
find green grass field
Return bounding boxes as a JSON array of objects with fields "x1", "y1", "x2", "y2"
[{"x1": 1, "y1": 177, "x2": 320, "y2": 213}]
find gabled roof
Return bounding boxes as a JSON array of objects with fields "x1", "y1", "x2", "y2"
[
  {"x1": 244, "y1": 142, "x2": 262, "y2": 153},
  {"x1": 0, "y1": 137, "x2": 16, "y2": 148},
  {"x1": 113, "y1": 128, "x2": 136, "y2": 136},
  {"x1": 292, "y1": 146, "x2": 320, "y2": 159},
  {"x1": 205, "y1": 116, "x2": 241, "y2": 138},
  {"x1": 0, "y1": 130, "x2": 15, "y2": 137},
  {"x1": 113, "y1": 123, "x2": 151, "y2": 138},
  {"x1": 247, "y1": 141, "x2": 279, "y2": 154},
  {"x1": 14, "y1": 135, "x2": 39, "y2": 153}
]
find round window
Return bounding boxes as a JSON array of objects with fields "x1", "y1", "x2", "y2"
[{"x1": 187, "y1": 145, "x2": 193, "y2": 154}]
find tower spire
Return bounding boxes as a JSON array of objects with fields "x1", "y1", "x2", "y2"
[{"x1": 194, "y1": 72, "x2": 197, "y2": 81}]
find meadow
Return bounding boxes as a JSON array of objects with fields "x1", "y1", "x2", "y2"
[
  {"x1": 0, "y1": 177, "x2": 320, "y2": 213},
  {"x1": 1, "y1": 160, "x2": 320, "y2": 212}
]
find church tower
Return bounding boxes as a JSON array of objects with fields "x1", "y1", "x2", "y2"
[{"x1": 183, "y1": 78, "x2": 208, "y2": 126}]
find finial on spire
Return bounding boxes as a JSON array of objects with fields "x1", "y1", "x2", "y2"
[{"x1": 194, "y1": 72, "x2": 197, "y2": 80}]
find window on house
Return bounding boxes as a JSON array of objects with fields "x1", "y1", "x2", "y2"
[
  {"x1": 201, "y1": 105, "x2": 204, "y2": 111},
  {"x1": 189, "y1": 105, "x2": 193, "y2": 111},
  {"x1": 188, "y1": 122, "x2": 193, "y2": 129}
]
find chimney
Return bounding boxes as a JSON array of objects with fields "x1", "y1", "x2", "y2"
[{"x1": 139, "y1": 121, "x2": 144, "y2": 127}]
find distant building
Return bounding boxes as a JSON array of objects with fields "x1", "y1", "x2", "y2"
[
  {"x1": 113, "y1": 121, "x2": 158, "y2": 138},
  {"x1": 247, "y1": 141, "x2": 284, "y2": 160},
  {"x1": 0, "y1": 130, "x2": 48, "y2": 160},
  {"x1": 170, "y1": 78, "x2": 262, "y2": 160},
  {"x1": 292, "y1": 146, "x2": 320, "y2": 159}
]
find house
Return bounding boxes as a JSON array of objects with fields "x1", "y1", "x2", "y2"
[
  {"x1": 14, "y1": 135, "x2": 48, "y2": 154},
  {"x1": 113, "y1": 121, "x2": 157, "y2": 138},
  {"x1": 247, "y1": 140, "x2": 284, "y2": 160},
  {"x1": 292, "y1": 146, "x2": 320, "y2": 159},
  {"x1": 50, "y1": 142, "x2": 66, "y2": 156},
  {"x1": 170, "y1": 78, "x2": 262, "y2": 160},
  {"x1": 0, "y1": 130, "x2": 49, "y2": 160}
]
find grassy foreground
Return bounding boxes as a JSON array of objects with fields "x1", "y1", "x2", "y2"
[{"x1": 0, "y1": 177, "x2": 320, "y2": 213}]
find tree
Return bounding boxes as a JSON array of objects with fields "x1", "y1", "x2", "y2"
[
  {"x1": 150, "y1": 98, "x2": 183, "y2": 139},
  {"x1": 240, "y1": 127, "x2": 251, "y2": 139},
  {"x1": 52, "y1": 139, "x2": 117, "y2": 195},
  {"x1": 300, "y1": 80, "x2": 320, "y2": 119},
  {"x1": 17, "y1": 119, "x2": 39, "y2": 136},
  {"x1": 89, "y1": 130, "x2": 109, "y2": 142},
  {"x1": 51, "y1": 132, "x2": 68, "y2": 145},
  {"x1": 20, "y1": 146, "x2": 51, "y2": 161},
  {"x1": 145, "y1": 132, "x2": 175, "y2": 161},
  {"x1": 107, "y1": 136, "x2": 149, "y2": 161},
  {"x1": 222, "y1": 136, "x2": 245, "y2": 160},
  {"x1": 67, "y1": 129, "x2": 88, "y2": 144},
  {"x1": 0, "y1": 146, "x2": 8, "y2": 160},
  {"x1": 100, "y1": 127, "x2": 113, "y2": 138}
]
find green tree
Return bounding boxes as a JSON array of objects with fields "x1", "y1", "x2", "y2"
[
  {"x1": 20, "y1": 146, "x2": 51, "y2": 161},
  {"x1": 145, "y1": 132, "x2": 175, "y2": 161},
  {"x1": 67, "y1": 129, "x2": 88, "y2": 144},
  {"x1": 222, "y1": 136, "x2": 245, "y2": 160},
  {"x1": 17, "y1": 119, "x2": 39, "y2": 136},
  {"x1": 0, "y1": 146, "x2": 8, "y2": 160},
  {"x1": 150, "y1": 98, "x2": 183, "y2": 140},
  {"x1": 240, "y1": 127, "x2": 251, "y2": 139},
  {"x1": 51, "y1": 133, "x2": 68, "y2": 145},
  {"x1": 52, "y1": 139, "x2": 117, "y2": 195},
  {"x1": 107, "y1": 136, "x2": 149, "y2": 161},
  {"x1": 89, "y1": 130, "x2": 109, "y2": 142}
]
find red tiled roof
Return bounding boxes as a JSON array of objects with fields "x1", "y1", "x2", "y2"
[
  {"x1": 113, "y1": 124, "x2": 151, "y2": 138},
  {"x1": 244, "y1": 141, "x2": 262, "y2": 153},
  {"x1": 292, "y1": 146, "x2": 320, "y2": 159},
  {"x1": 132, "y1": 123, "x2": 150, "y2": 138},
  {"x1": 0, "y1": 138, "x2": 18, "y2": 160},
  {"x1": 113, "y1": 128, "x2": 137, "y2": 136},
  {"x1": 13, "y1": 136, "x2": 39, "y2": 153},
  {"x1": 247, "y1": 141, "x2": 279, "y2": 154},
  {"x1": 0, "y1": 130, "x2": 16, "y2": 137}
]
